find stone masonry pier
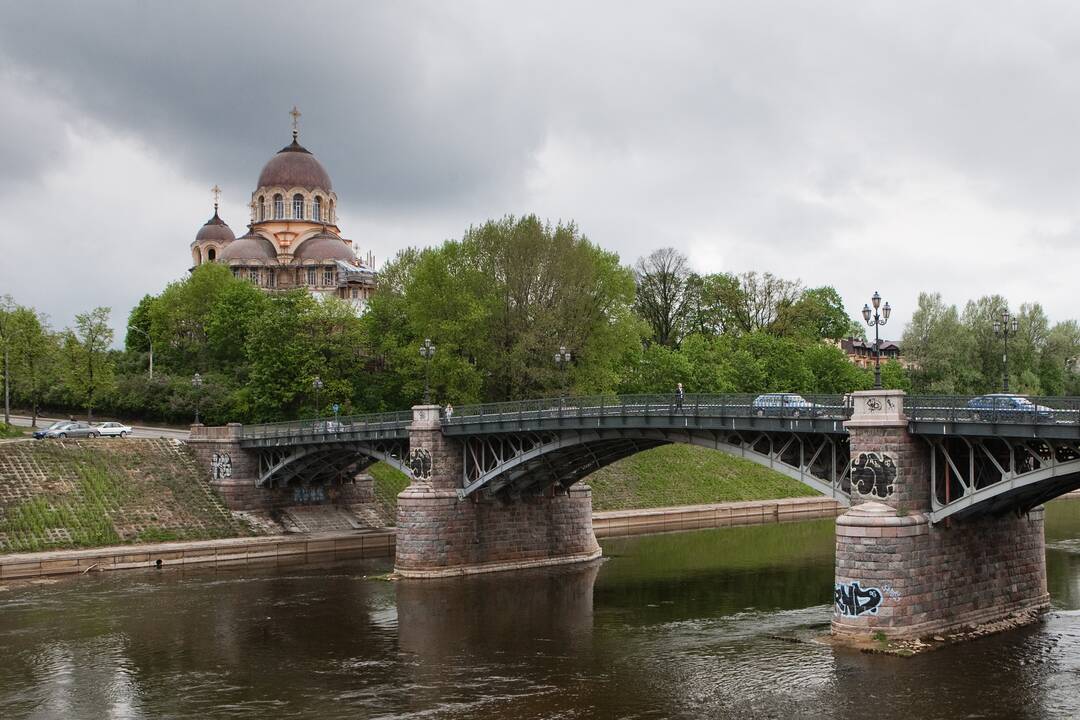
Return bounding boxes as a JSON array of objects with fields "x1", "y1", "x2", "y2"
[{"x1": 832, "y1": 390, "x2": 1049, "y2": 639}]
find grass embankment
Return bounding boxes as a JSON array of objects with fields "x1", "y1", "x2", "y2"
[
  {"x1": 366, "y1": 444, "x2": 818, "y2": 520},
  {"x1": 0, "y1": 439, "x2": 257, "y2": 553},
  {"x1": 587, "y1": 444, "x2": 818, "y2": 511},
  {"x1": 0, "y1": 423, "x2": 24, "y2": 439}
]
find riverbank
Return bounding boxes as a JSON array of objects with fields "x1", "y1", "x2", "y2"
[{"x1": 0, "y1": 496, "x2": 842, "y2": 580}]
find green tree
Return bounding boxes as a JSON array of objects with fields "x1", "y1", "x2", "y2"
[
  {"x1": 63, "y1": 307, "x2": 114, "y2": 421},
  {"x1": 0, "y1": 295, "x2": 13, "y2": 424},
  {"x1": 9, "y1": 307, "x2": 58, "y2": 426},
  {"x1": 634, "y1": 247, "x2": 691, "y2": 347},
  {"x1": 364, "y1": 215, "x2": 643, "y2": 405}
]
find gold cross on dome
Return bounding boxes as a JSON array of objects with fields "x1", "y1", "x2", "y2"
[
  {"x1": 290, "y1": 105, "x2": 302, "y2": 134},
  {"x1": 211, "y1": 184, "x2": 221, "y2": 208}
]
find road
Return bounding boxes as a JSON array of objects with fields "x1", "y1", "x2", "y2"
[{"x1": 4, "y1": 414, "x2": 190, "y2": 440}]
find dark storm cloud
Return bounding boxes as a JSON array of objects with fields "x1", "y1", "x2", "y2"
[{"x1": 0, "y1": 1, "x2": 549, "y2": 210}]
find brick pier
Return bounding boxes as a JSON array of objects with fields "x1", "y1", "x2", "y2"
[
  {"x1": 832, "y1": 390, "x2": 1049, "y2": 640},
  {"x1": 393, "y1": 405, "x2": 602, "y2": 577}
]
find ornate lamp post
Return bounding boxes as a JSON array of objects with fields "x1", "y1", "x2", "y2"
[
  {"x1": 554, "y1": 345, "x2": 572, "y2": 402},
  {"x1": 419, "y1": 338, "x2": 436, "y2": 403},
  {"x1": 993, "y1": 309, "x2": 1019, "y2": 393},
  {"x1": 861, "y1": 291, "x2": 892, "y2": 390},
  {"x1": 191, "y1": 372, "x2": 203, "y2": 424},
  {"x1": 128, "y1": 325, "x2": 153, "y2": 380},
  {"x1": 312, "y1": 376, "x2": 324, "y2": 419}
]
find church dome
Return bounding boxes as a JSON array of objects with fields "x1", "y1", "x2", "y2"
[
  {"x1": 194, "y1": 211, "x2": 235, "y2": 244},
  {"x1": 256, "y1": 136, "x2": 333, "y2": 191},
  {"x1": 294, "y1": 232, "x2": 355, "y2": 262},
  {"x1": 218, "y1": 232, "x2": 277, "y2": 263}
]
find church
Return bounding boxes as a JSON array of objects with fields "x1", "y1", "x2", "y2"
[{"x1": 189, "y1": 108, "x2": 377, "y2": 309}]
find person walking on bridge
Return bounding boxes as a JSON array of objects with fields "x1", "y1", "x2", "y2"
[{"x1": 675, "y1": 383, "x2": 685, "y2": 413}]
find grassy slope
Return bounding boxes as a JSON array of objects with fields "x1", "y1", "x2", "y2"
[
  {"x1": 586, "y1": 444, "x2": 818, "y2": 511},
  {"x1": 367, "y1": 443, "x2": 818, "y2": 519},
  {"x1": 0, "y1": 423, "x2": 25, "y2": 439},
  {"x1": 0, "y1": 440, "x2": 256, "y2": 553}
]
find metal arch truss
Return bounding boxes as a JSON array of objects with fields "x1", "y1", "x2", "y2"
[
  {"x1": 926, "y1": 435, "x2": 1080, "y2": 522},
  {"x1": 255, "y1": 440, "x2": 409, "y2": 488},
  {"x1": 457, "y1": 428, "x2": 851, "y2": 503}
]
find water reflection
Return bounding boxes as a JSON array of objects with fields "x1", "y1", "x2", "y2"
[{"x1": 0, "y1": 501, "x2": 1077, "y2": 719}]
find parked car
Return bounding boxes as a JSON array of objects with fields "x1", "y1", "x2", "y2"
[
  {"x1": 966, "y1": 394, "x2": 1056, "y2": 423},
  {"x1": 32, "y1": 421, "x2": 99, "y2": 439},
  {"x1": 96, "y1": 421, "x2": 133, "y2": 438},
  {"x1": 752, "y1": 393, "x2": 818, "y2": 418}
]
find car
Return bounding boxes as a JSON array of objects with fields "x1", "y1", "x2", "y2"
[
  {"x1": 752, "y1": 393, "x2": 818, "y2": 418},
  {"x1": 966, "y1": 394, "x2": 1056, "y2": 423},
  {"x1": 32, "y1": 420, "x2": 100, "y2": 439},
  {"x1": 96, "y1": 421, "x2": 133, "y2": 438}
]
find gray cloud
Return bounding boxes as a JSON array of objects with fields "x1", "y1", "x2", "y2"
[{"x1": 4, "y1": 1, "x2": 1080, "y2": 338}]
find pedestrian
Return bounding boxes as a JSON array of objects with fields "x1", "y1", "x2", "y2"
[
  {"x1": 445, "y1": 403, "x2": 454, "y2": 420},
  {"x1": 675, "y1": 383, "x2": 685, "y2": 412}
]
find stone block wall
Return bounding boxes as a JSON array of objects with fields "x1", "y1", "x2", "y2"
[
  {"x1": 836, "y1": 390, "x2": 1050, "y2": 640},
  {"x1": 395, "y1": 483, "x2": 601, "y2": 577},
  {"x1": 848, "y1": 425, "x2": 930, "y2": 513},
  {"x1": 832, "y1": 502, "x2": 1048, "y2": 638}
]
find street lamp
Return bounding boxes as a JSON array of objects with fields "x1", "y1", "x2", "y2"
[
  {"x1": 312, "y1": 376, "x2": 324, "y2": 419},
  {"x1": 554, "y1": 345, "x2": 572, "y2": 402},
  {"x1": 419, "y1": 338, "x2": 436, "y2": 403},
  {"x1": 861, "y1": 291, "x2": 892, "y2": 390},
  {"x1": 191, "y1": 372, "x2": 203, "y2": 424},
  {"x1": 128, "y1": 326, "x2": 153, "y2": 379},
  {"x1": 993, "y1": 309, "x2": 1020, "y2": 393}
]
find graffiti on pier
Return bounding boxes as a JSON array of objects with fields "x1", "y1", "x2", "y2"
[
  {"x1": 850, "y1": 452, "x2": 897, "y2": 499},
  {"x1": 834, "y1": 581, "x2": 884, "y2": 617},
  {"x1": 293, "y1": 485, "x2": 327, "y2": 505},
  {"x1": 210, "y1": 452, "x2": 232, "y2": 481},
  {"x1": 880, "y1": 583, "x2": 901, "y2": 601},
  {"x1": 409, "y1": 448, "x2": 432, "y2": 479}
]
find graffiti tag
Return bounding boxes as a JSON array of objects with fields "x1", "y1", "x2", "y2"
[
  {"x1": 210, "y1": 452, "x2": 232, "y2": 481},
  {"x1": 865, "y1": 397, "x2": 882, "y2": 412},
  {"x1": 293, "y1": 485, "x2": 327, "y2": 505},
  {"x1": 409, "y1": 448, "x2": 432, "y2": 480},
  {"x1": 880, "y1": 583, "x2": 902, "y2": 601},
  {"x1": 850, "y1": 452, "x2": 897, "y2": 499},
  {"x1": 834, "y1": 581, "x2": 884, "y2": 617}
]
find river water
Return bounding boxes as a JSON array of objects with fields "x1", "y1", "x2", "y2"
[{"x1": 2, "y1": 500, "x2": 1079, "y2": 719}]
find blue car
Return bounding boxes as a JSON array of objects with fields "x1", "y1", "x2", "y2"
[
  {"x1": 752, "y1": 393, "x2": 818, "y2": 418},
  {"x1": 966, "y1": 394, "x2": 1055, "y2": 423}
]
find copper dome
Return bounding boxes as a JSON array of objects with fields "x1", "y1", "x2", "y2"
[
  {"x1": 194, "y1": 211, "x2": 235, "y2": 244},
  {"x1": 294, "y1": 232, "x2": 355, "y2": 262},
  {"x1": 218, "y1": 232, "x2": 277, "y2": 263},
  {"x1": 256, "y1": 137, "x2": 333, "y2": 191}
]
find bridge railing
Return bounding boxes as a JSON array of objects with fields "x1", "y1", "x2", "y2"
[
  {"x1": 239, "y1": 410, "x2": 412, "y2": 442},
  {"x1": 907, "y1": 395, "x2": 1080, "y2": 425},
  {"x1": 445, "y1": 393, "x2": 852, "y2": 425}
]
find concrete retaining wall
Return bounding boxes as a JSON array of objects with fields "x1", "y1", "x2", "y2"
[
  {"x1": 592, "y1": 496, "x2": 843, "y2": 538},
  {"x1": 0, "y1": 531, "x2": 395, "y2": 581}
]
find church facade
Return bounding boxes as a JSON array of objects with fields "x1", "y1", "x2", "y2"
[{"x1": 190, "y1": 112, "x2": 377, "y2": 309}]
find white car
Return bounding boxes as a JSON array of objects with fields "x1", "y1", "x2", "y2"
[{"x1": 96, "y1": 421, "x2": 133, "y2": 438}]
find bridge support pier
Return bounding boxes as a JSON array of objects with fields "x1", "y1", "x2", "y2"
[
  {"x1": 394, "y1": 405, "x2": 602, "y2": 578},
  {"x1": 832, "y1": 390, "x2": 1049, "y2": 640}
]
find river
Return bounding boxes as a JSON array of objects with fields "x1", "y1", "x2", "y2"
[{"x1": 2, "y1": 500, "x2": 1079, "y2": 719}]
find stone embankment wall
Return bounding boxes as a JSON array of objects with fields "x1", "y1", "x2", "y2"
[{"x1": 0, "y1": 438, "x2": 257, "y2": 554}]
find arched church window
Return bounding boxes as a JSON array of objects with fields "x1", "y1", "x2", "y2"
[
  {"x1": 273, "y1": 194, "x2": 284, "y2": 220},
  {"x1": 312, "y1": 196, "x2": 322, "y2": 222},
  {"x1": 258, "y1": 196, "x2": 266, "y2": 222},
  {"x1": 207, "y1": 248, "x2": 216, "y2": 261},
  {"x1": 293, "y1": 194, "x2": 304, "y2": 220}
]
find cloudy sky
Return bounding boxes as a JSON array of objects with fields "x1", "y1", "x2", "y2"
[{"x1": 2, "y1": 1, "x2": 1079, "y2": 341}]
